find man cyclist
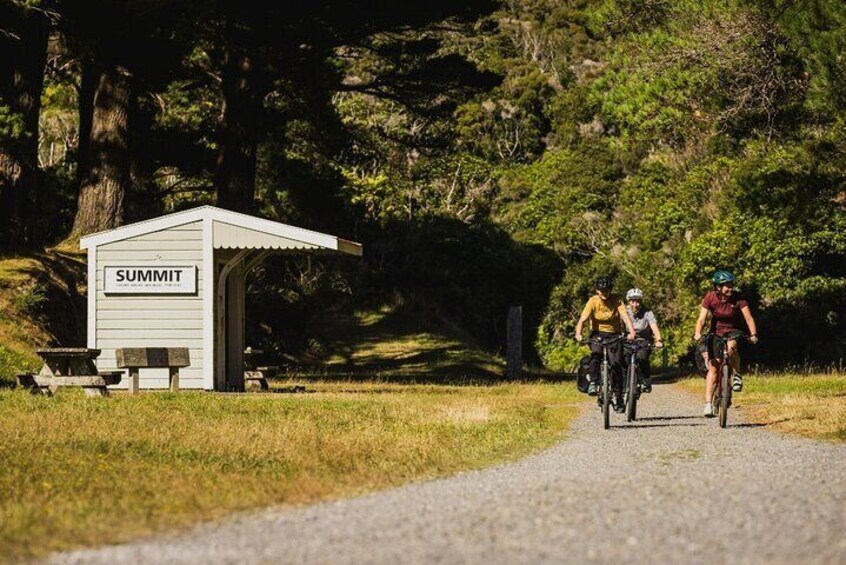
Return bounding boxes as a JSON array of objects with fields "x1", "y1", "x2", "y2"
[
  {"x1": 624, "y1": 288, "x2": 663, "y2": 393},
  {"x1": 575, "y1": 276, "x2": 637, "y2": 412},
  {"x1": 693, "y1": 270, "x2": 759, "y2": 417}
]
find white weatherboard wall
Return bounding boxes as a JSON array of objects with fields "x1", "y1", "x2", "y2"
[{"x1": 94, "y1": 221, "x2": 204, "y2": 388}]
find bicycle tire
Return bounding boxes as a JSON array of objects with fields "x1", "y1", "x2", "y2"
[
  {"x1": 719, "y1": 364, "x2": 731, "y2": 428},
  {"x1": 602, "y1": 362, "x2": 610, "y2": 430},
  {"x1": 626, "y1": 361, "x2": 637, "y2": 422}
]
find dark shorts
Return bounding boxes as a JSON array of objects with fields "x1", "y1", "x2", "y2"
[{"x1": 697, "y1": 330, "x2": 744, "y2": 355}]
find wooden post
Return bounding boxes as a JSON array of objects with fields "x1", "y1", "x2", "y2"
[
  {"x1": 506, "y1": 305, "x2": 522, "y2": 380},
  {"x1": 169, "y1": 367, "x2": 179, "y2": 392},
  {"x1": 128, "y1": 368, "x2": 139, "y2": 395}
]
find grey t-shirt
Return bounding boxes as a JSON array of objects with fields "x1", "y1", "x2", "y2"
[{"x1": 627, "y1": 306, "x2": 657, "y2": 337}]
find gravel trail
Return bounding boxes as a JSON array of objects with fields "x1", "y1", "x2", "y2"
[{"x1": 48, "y1": 383, "x2": 845, "y2": 565}]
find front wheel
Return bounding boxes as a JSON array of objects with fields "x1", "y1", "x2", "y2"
[
  {"x1": 719, "y1": 364, "x2": 731, "y2": 428},
  {"x1": 626, "y1": 362, "x2": 637, "y2": 422},
  {"x1": 602, "y1": 363, "x2": 610, "y2": 430}
]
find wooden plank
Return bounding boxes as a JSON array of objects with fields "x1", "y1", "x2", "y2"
[
  {"x1": 97, "y1": 299, "x2": 202, "y2": 311},
  {"x1": 116, "y1": 347, "x2": 191, "y2": 368},
  {"x1": 505, "y1": 305, "x2": 522, "y2": 380},
  {"x1": 31, "y1": 375, "x2": 117, "y2": 386},
  {"x1": 96, "y1": 339, "x2": 204, "y2": 349},
  {"x1": 98, "y1": 240, "x2": 203, "y2": 251},
  {"x1": 96, "y1": 250, "x2": 203, "y2": 262},
  {"x1": 97, "y1": 329, "x2": 202, "y2": 340},
  {"x1": 97, "y1": 309, "x2": 204, "y2": 320},
  {"x1": 97, "y1": 319, "x2": 203, "y2": 330}
]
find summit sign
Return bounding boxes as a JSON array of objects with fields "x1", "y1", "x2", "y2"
[{"x1": 104, "y1": 266, "x2": 197, "y2": 294}]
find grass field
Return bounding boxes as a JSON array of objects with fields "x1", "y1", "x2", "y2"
[
  {"x1": 680, "y1": 373, "x2": 846, "y2": 441},
  {"x1": 0, "y1": 381, "x2": 581, "y2": 560}
]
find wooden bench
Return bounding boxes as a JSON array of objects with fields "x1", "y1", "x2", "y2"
[{"x1": 116, "y1": 348, "x2": 190, "y2": 394}]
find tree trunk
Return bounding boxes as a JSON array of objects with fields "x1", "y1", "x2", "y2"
[
  {"x1": 215, "y1": 19, "x2": 263, "y2": 213},
  {"x1": 70, "y1": 65, "x2": 133, "y2": 237},
  {"x1": 0, "y1": 6, "x2": 49, "y2": 248},
  {"x1": 75, "y1": 58, "x2": 97, "y2": 192}
]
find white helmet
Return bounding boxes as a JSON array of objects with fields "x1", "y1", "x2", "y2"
[{"x1": 626, "y1": 288, "x2": 644, "y2": 301}]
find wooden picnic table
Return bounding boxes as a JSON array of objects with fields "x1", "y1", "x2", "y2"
[
  {"x1": 17, "y1": 348, "x2": 122, "y2": 397},
  {"x1": 244, "y1": 347, "x2": 270, "y2": 392}
]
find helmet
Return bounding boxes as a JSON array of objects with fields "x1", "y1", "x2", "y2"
[
  {"x1": 626, "y1": 288, "x2": 644, "y2": 301},
  {"x1": 711, "y1": 270, "x2": 736, "y2": 285},
  {"x1": 594, "y1": 276, "x2": 613, "y2": 291}
]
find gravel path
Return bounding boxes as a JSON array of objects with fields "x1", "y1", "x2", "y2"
[{"x1": 48, "y1": 382, "x2": 845, "y2": 565}]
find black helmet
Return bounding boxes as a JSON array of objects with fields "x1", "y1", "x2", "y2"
[{"x1": 594, "y1": 275, "x2": 613, "y2": 291}]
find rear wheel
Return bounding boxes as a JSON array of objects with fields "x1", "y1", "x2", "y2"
[
  {"x1": 626, "y1": 361, "x2": 638, "y2": 422},
  {"x1": 602, "y1": 362, "x2": 610, "y2": 430},
  {"x1": 719, "y1": 364, "x2": 731, "y2": 428}
]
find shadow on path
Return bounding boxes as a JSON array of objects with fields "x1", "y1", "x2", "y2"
[
  {"x1": 612, "y1": 422, "x2": 706, "y2": 429},
  {"x1": 637, "y1": 416, "x2": 701, "y2": 422}
]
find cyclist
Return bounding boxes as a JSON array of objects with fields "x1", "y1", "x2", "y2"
[
  {"x1": 693, "y1": 270, "x2": 759, "y2": 417},
  {"x1": 624, "y1": 288, "x2": 664, "y2": 393},
  {"x1": 575, "y1": 276, "x2": 637, "y2": 412}
]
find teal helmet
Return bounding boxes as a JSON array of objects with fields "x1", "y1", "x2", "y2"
[{"x1": 711, "y1": 270, "x2": 736, "y2": 285}]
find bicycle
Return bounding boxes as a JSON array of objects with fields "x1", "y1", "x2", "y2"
[
  {"x1": 622, "y1": 338, "x2": 659, "y2": 422},
  {"x1": 698, "y1": 333, "x2": 751, "y2": 428},
  {"x1": 582, "y1": 334, "x2": 626, "y2": 430}
]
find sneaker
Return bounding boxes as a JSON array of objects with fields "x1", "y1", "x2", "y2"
[
  {"x1": 703, "y1": 402, "x2": 715, "y2": 417},
  {"x1": 587, "y1": 382, "x2": 598, "y2": 396},
  {"x1": 640, "y1": 378, "x2": 652, "y2": 393},
  {"x1": 732, "y1": 374, "x2": 743, "y2": 392},
  {"x1": 614, "y1": 395, "x2": 625, "y2": 413}
]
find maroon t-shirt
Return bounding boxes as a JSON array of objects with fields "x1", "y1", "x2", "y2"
[{"x1": 701, "y1": 291, "x2": 748, "y2": 336}]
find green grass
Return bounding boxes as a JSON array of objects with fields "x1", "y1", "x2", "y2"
[
  {"x1": 0, "y1": 381, "x2": 582, "y2": 560},
  {"x1": 680, "y1": 373, "x2": 846, "y2": 441}
]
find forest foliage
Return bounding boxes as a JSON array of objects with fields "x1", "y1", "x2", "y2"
[{"x1": 1, "y1": 0, "x2": 845, "y2": 369}]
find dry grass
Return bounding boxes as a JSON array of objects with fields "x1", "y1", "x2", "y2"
[
  {"x1": 679, "y1": 374, "x2": 846, "y2": 441},
  {"x1": 0, "y1": 381, "x2": 581, "y2": 560}
]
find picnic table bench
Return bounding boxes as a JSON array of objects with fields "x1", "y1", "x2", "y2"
[
  {"x1": 16, "y1": 348, "x2": 122, "y2": 397},
  {"x1": 116, "y1": 347, "x2": 190, "y2": 394}
]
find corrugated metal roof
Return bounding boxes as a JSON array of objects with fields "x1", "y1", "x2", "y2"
[{"x1": 80, "y1": 206, "x2": 363, "y2": 257}]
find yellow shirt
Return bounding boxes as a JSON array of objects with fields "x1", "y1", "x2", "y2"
[{"x1": 581, "y1": 294, "x2": 627, "y2": 333}]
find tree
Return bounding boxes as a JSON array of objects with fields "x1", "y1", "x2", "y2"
[{"x1": 0, "y1": 1, "x2": 50, "y2": 247}]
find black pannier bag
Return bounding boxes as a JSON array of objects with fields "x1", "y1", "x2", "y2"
[{"x1": 576, "y1": 355, "x2": 591, "y2": 393}]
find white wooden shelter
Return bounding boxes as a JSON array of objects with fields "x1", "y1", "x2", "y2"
[{"x1": 80, "y1": 206, "x2": 362, "y2": 391}]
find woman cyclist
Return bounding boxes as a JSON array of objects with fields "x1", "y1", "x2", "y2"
[
  {"x1": 624, "y1": 288, "x2": 663, "y2": 393},
  {"x1": 575, "y1": 276, "x2": 637, "y2": 412},
  {"x1": 693, "y1": 270, "x2": 759, "y2": 417}
]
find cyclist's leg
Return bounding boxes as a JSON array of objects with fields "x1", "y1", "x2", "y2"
[
  {"x1": 608, "y1": 338, "x2": 623, "y2": 393},
  {"x1": 726, "y1": 333, "x2": 743, "y2": 390},
  {"x1": 637, "y1": 346, "x2": 651, "y2": 391},
  {"x1": 588, "y1": 333, "x2": 603, "y2": 384},
  {"x1": 703, "y1": 352, "x2": 718, "y2": 402}
]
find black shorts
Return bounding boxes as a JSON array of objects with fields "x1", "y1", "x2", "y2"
[{"x1": 697, "y1": 330, "x2": 744, "y2": 355}]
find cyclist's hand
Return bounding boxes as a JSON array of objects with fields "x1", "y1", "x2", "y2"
[
  {"x1": 575, "y1": 333, "x2": 582, "y2": 343},
  {"x1": 749, "y1": 335, "x2": 759, "y2": 345},
  {"x1": 627, "y1": 331, "x2": 636, "y2": 341},
  {"x1": 654, "y1": 340, "x2": 664, "y2": 349},
  {"x1": 693, "y1": 332, "x2": 701, "y2": 342}
]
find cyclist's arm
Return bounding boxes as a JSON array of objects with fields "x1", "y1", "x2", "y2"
[
  {"x1": 618, "y1": 303, "x2": 636, "y2": 339},
  {"x1": 648, "y1": 319, "x2": 663, "y2": 343},
  {"x1": 575, "y1": 302, "x2": 592, "y2": 342},
  {"x1": 693, "y1": 306, "x2": 709, "y2": 341},
  {"x1": 741, "y1": 306, "x2": 758, "y2": 343}
]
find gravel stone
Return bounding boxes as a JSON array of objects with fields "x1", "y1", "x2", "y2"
[{"x1": 46, "y1": 383, "x2": 846, "y2": 565}]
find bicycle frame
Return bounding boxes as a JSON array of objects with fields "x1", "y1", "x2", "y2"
[
  {"x1": 623, "y1": 338, "x2": 652, "y2": 421},
  {"x1": 585, "y1": 334, "x2": 625, "y2": 429}
]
